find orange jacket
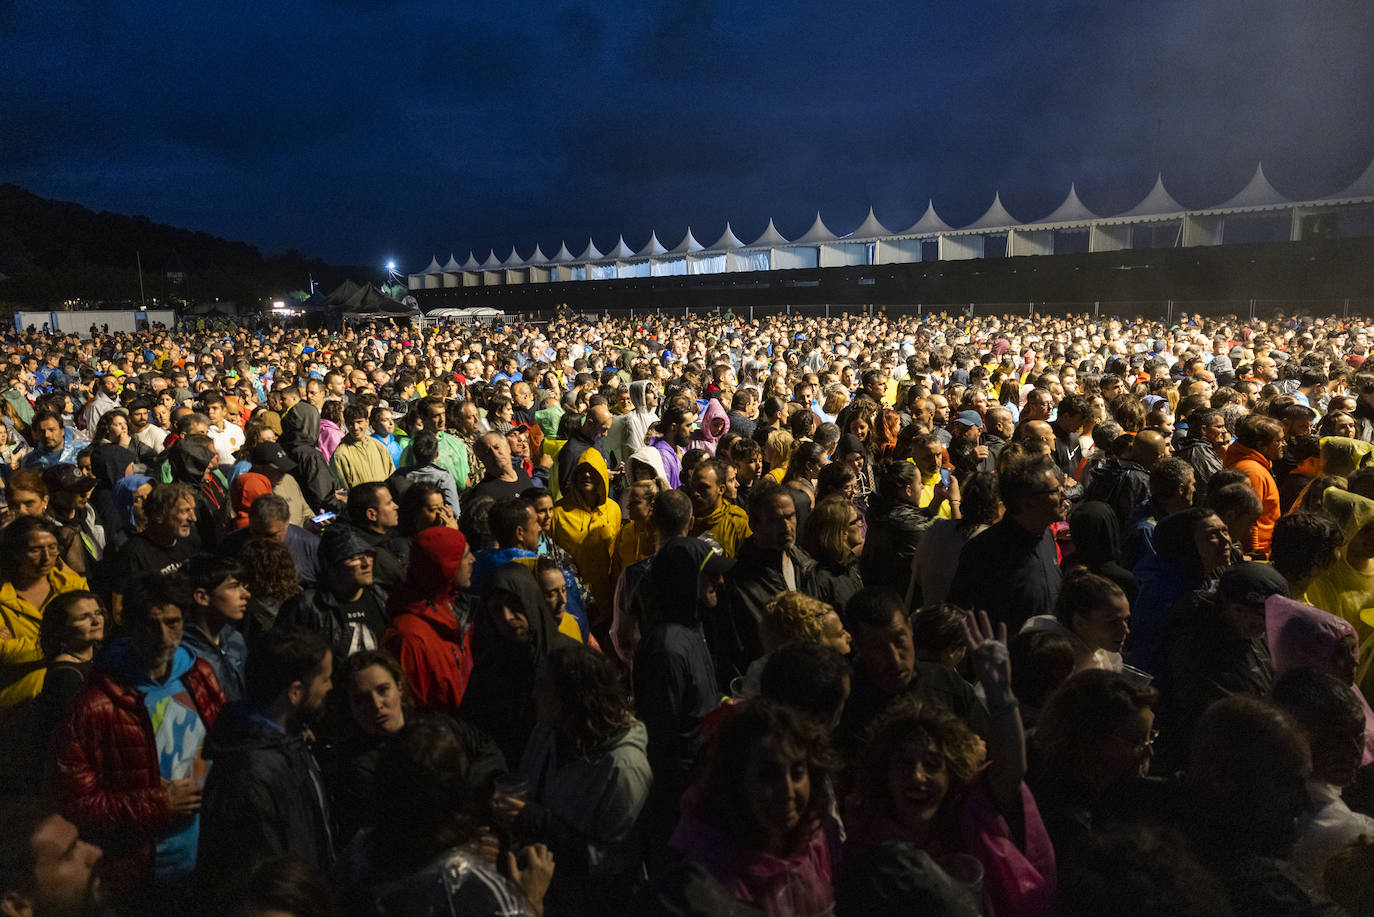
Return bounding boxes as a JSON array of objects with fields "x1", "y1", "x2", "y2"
[{"x1": 1223, "y1": 442, "x2": 1280, "y2": 557}]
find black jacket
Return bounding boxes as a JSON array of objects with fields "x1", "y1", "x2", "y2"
[
  {"x1": 276, "y1": 584, "x2": 389, "y2": 665},
  {"x1": 1178, "y1": 438, "x2": 1223, "y2": 496},
  {"x1": 859, "y1": 498, "x2": 933, "y2": 600},
  {"x1": 281, "y1": 403, "x2": 345, "y2": 513},
  {"x1": 948, "y1": 517, "x2": 1063, "y2": 631},
  {"x1": 812, "y1": 556, "x2": 864, "y2": 620},
  {"x1": 836, "y1": 659, "x2": 988, "y2": 763},
  {"x1": 199, "y1": 701, "x2": 334, "y2": 894},
  {"x1": 724, "y1": 538, "x2": 818, "y2": 679},
  {"x1": 1082, "y1": 454, "x2": 1151, "y2": 524}
]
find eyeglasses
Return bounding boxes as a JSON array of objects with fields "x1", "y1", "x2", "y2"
[
  {"x1": 1114, "y1": 727, "x2": 1159, "y2": 755},
  {"x1": 1029, "y1": 487, "x2": 1071, "y2": 500}
]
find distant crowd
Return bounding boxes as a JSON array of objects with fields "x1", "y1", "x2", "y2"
[{"x1": 2, "y1": 308, "x2": 1374, "y2": 916}]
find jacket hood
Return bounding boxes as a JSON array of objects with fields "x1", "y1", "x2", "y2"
[
  {"x1": 113, "y1": 473, "x2": 152, "y2": 529},
  {"x1": 92, "y1": 442, "x2": 138, "y2": 488},
  {"x1": 282, "y1": 402, "x2": 322, "y2": 449},
  {"x1": 837, "y1": 432, "x2": 869, "y2": 460},
  {"x1": 103, "y1": 639, "x2": 198, "y2": 690},
  {"x1": 1068, "y1": 500, "x2": 1125, "y2": 568},
  {"x1": 567, "y1": 445, "x2": 611, "y2": 508},
  {"x1": 483, "y1": 562, "x2": 558, "y2": 658},
  {"x1": 1266, "y1": 594, "x2": 1356, "y2": 675},
  {"x1": 168, "y1": 440, "x2": 215, "y2": 485},
  {"x1": 627, "y1": 446, "x2": 668, "y2": 484},
  {"x1": 1223, "y1": 441, "x2": 1270, "y2": 470},
  {"x1": 695, "y1": 399, "x2": 730, "y2": 446},
  {"x1": 1319, "y1": 436, "x2": 1374, "y2": 475},
  {"x1": 1323, "y1": 486, "x2": 1374, "y2": 546},
  {"x1": 628, "y1": 380, "x2": 655, "y2": 413},
  {"x1": 650, "y1": 536, "x2": 718, "y2": 627},
  {"x1": 534, "y1": 406, "x2": 564, "y2": 439},
  {"x1": 203, "y1": 700, "x2": 293, "y2": 760},
  {"x1": 232, "y1": 472, "x2": 274, "y2": 526},
  {"x1": 394, "y1": 526, "x2": 468, "y2": 603}
]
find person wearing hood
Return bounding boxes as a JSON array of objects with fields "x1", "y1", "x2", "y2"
[
  {"x1": 42, "y1": 463, "x2": 106, "y2": 580},
  {"x1": 634, "y1": 535, "x2": 728, "y2": 859},
  {"x1": 552, "y1": 446, "x2": 621, "y2": 627},
  {"x1": 382, "y1": 526, "x2": 476, "y2": 715},
  {"x1": 276, "y1": 525, "x2": 389, "y2": 663},
  {"x1": 1062, "y1": 500, "x2": 1139, "y2": 604},
  {"x1": 687, "y1": 397, "x2": 730, "y2": 457},
  {"x1": 494, "y1": 643, "x2": 653, "y2": 917},
  {"x1": 55, "y1": 573, "x2": 224, "y2": 910},
  {"x1": 460, "y1": 562, "x2": 578, "y2": 767},
  {"x1": 165, "y1": 436, "x2": 228, "y2": 550},
  {"x1": 604, "y1": 379, "x2": 658, "y2": 465},
  {"x1": 198, "y1": 630, "x2": 335, "y2": 899},
  {"x1": 80, "y1": 373, "x2": 121, "y2": 434},
  {"x1": 112, "y1": 472, "x2": 153, "y2": 537},
  {"x1": 556, "y1": 403, "x2": 611, "y2": 494},
  {"x1": 279, "y1": 401, "x2": 344, "y2": 514},
  {"x1": 1306, "y1": 487, "x2": 1374, "y2": 643}
]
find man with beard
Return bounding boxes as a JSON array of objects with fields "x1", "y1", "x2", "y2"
[
  {"x1": 0, "y1": 799, "x2": 105, "y2": 917},
  {"x1": 55, "y1": 573, "x2": 225, "y2": 910},
  {"x1": 198, "y1": 630, "x2": 336, "y2": 897}
]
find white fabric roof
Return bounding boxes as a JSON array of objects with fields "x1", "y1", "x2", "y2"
[
  {"x1": 1325, "y1": 156, "x2": 1374, "y2": 202},
  {"x1": 462, "y1": 252, "x2": 481, "y2": 271},
  {"x1": 963, "y1": 193, "x2": 1022, "y2": 230},
  {"x1": 670, "y1": 228, "x2": 704, "y2": 254},
  {"x1": 1034, "y1": 184, "x2": 1098, "y2": 224},
  {"x1": 502, "y1": 246, "x2": 525, "y2": 268},
  {"x1": 550, "y1": 242, "x2": 574, "y2": 263},
  {"x1": 578, "y1": 238, "x2": 605, "y2": 261},
  {"x1": 441, "y1": 253, "x2": 463, "y2": 272},
  {"x1": 480, "y1": 250, "x2": 503, "y2": 270},
  {"x1": 793, "y1": 213, "x2": 838, "y2": 244},
  {"x1": 709, "y1": 224, "x2": 745, "y2": 250},
  {"x1": 1117, "y1": 174, "x2": 1185, "y2": 218},
  {"x1": 423, "y1": 256, "x2": 443, "y2": 274},
  {"x1": 1217, "y1": 163, "x2": 1289, "y2": 210},
  {"x1": 527, "y1": 245, "x2": 549, "y2": 265},
  {"x1": 750, "y1": 219, "x2": 790, "y2": 247},
  {"x1": 903, "y1": 200, "x2": 953, "y2": 235},
  {"x1": 637, "y1": 232, "x2": 668, "y2": 257},
  {"x1": 608, "y1": 235, "x2": 635, "y2": 258},
  {"x1": 847, "y1": 207, "x2": 891, "y2": 239}
]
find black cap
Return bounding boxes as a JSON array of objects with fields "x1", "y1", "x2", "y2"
[
  {"x1": 42, "y1": 464, "x2": 97, "y2": 494},
  {"x1": 250, "y1": 442, "x2": 296, "y2": 473},
  {"x1": 320, "y1": 525, "x2": 376, "y2": 570},
  {"x1": 1217, "y1": 562, "x2": 1289, "y2": 606}
]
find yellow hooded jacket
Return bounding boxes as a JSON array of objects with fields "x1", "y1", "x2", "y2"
[
  {"x1": 552, "y1": 447, "x2": 621, "y2": 623},
  {"x1": 0, "y1": 564, "x2": 89, "y2": 710},
  {"x1": 1307, "y1": 487, "x2": 1374, "y2": 642}
]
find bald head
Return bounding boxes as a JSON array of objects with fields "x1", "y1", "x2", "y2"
[{"x1": 1132, "y1": 429, "x2": 1172, "y2": 467}]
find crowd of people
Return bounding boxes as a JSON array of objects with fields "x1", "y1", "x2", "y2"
[{"x1": 2, "y1": 308, "x2": 1374, "y2": 916}]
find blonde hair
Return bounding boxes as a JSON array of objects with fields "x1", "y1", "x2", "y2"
[
  {"x1": 765, "y1": 428, "x2": 795, "y2": 470},
  {"x1": 760, "y1": 590, "x2": 835, "y2": 652}
]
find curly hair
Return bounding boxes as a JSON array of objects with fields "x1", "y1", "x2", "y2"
[
  {"x1": 143, "y1": 482, "x2": 197, "y2": 528},
  {"x1": 237, "y1": 537, "x2": 302, "y2": 603},
  {"x1": 856, "y1": 695, "x2": 983, "y2": 824},
  {"x1": 695, "y1": 699, "x2": 838, "y2": 851},
  {"x1": 759, "y1": 590, "x2": 835, "y2": 651},
  {"x1": 541, "y1": 643, "x2": 636, "y2": 756}
]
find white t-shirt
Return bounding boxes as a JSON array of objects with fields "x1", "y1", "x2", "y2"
[{"x1": 207, "y1": 421, "x2": 244, "y2": 466}]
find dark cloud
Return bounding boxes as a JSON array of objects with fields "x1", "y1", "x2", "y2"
[{"x1": 1, "y1": 0, "x2": 1370, "y2": 267}]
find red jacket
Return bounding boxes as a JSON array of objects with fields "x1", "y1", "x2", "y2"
[
  {"x1": 55, "y1": 654, "x2": 224, "y2": 904},
  {"x1": 383, "y1": 527, "x2": 474, "y2": 714},
  {"x1": 1223, "y1": 442, "x2": 1281, "y2": 557}
]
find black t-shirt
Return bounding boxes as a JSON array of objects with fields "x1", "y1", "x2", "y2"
[
  {"x1": 114, "y1": 531, "x2": 199, "y2": 582},
  {"x1": 338, "y1": 589, "x2": 388, "y2": 655},
  {"x1": 468, "y1": 469, "x2": 534, "y2": 505}
]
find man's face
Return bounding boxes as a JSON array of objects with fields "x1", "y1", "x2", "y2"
[
  {"x1": 690, "y1": 466, "x2": 723, "y2": 517},
  {"x1": 338, "y1": 553, "x2": 375, "y2": 589},
  {"x1": 130, "y1": 407, "x2": 149, "y2": 429},
  {"x1": 251, "y1": 515, "x2": 288, "y2": 542},
  {"x1": 24, "y1": 814, "x2": 104, "y2": 917},
  {"x1": 1254, "y1": 358, "x2": 1278, "y2": 382},
  {"x1": 38, "y1": 417, "x2": 63, "y2": 450},
  {"x1": 753, "y1": 493, "x2": 797, "y2": 551},
  {"x1": 506, "y1": 429, "x2": 530, "y2": 460},
  {"x1": 482, "y1": 434, "x2": 512, "y2": 473},
  {"x1": 488, "y1": 590, "x2": 531, "y2": 643},
  {"x1": 299, "y1": 652, "x2": 334, "y2": 721},
  {"x1": 585, "y1": 405, "x2": 612, "y2": 437},
  {"x1": 203, "y1": 574, "x2": 249, "y2": 623},
  {"x1": 929, "y1": 396, "x2": 949, "y2": 425},
  {"x1": 912, "y1": 440, "x2": 943, "y2": 475},
  {"x1": 572, "y1": 464, "x2": 601, "y2": 504},
  {"x1": 371, "y1": 489, "x2": 399, "y2": 531},
  {"x1": 855, "y1": 611, "x2": 915, "y2": 697},
  {"x1": 517, "y1": 506, "x2": 542, "y2": 551},
  {"x1": 538, "y1": 569, "x2": 568, "y2": 617},
  {"x1": 306, "y1": 382, "x2": 325, "y2": 407},
  {"x1": 130, "y1": 604, "x2": 183, "y2": 675},
  {"x1": 457, "y1": 403, "x2": 480, "y2": 435},
  {"x1": 327, "y1": 375, "x2": 346, "y2": 397},
  {"x1": 721, "y1": 465, "x2": 739, "y2": 502},
  {"x1": 372, "y1": 409, "x2": 394, "y2": 436},
  {"x1": 424, "y1": 405, "x2": 446, "y2": 432},
  {"x1": 99, "y1": 375, "x2": 119, "y2": 397},
  {"x1": 513, "y1": 383, "x2": 534, "y2": 409},
  {"x1": 349, "y1": 417, "x2": 370, "y2": 440},
  {"x1": 671, "y1": 412, "x2": 697, "y2": 446},
  {"x1": 206, "y1": 402, "x2": 224, "y2": 425},
  {"x1": 170, "y1": 497, "x2": 197, "y2": 538}
]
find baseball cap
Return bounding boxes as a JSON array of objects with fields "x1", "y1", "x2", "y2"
[
  {"x1": 250, "y1": 442, "x2": 296, "y2": 473},
  {"x1": 1217, "y1": 562, "x2": 1289, "y2": 607},
  {"x1": 954, "y1": 410, "x2": 984, "y2": 428},
  {"x1": 42, "y1": 464, "x2": 97, "y2": 494}
]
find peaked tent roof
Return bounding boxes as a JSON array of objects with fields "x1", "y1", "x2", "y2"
[
  {"x1": 608, "y1": 235, "x2": 636, "y2": 258},
  {"x1": 637, "y1": 232, "x2": 668, "y2": 257},
  {"x1": 793, "y1": 213, "x2": 838, "y2": 244},
  {"x1": 902, "y1": 200, "x2": 953, "y2": 235},
  {"x1": 527, "y1": 245, "x2": 549, "y2": 265},
  {"x1": 550, "y1": 242, "x2": 575, "y2": 263},
  {"x1": 1116, "y1": 174, "x2": 1185, "y2": 218},
  {"x1": 963, "y1": 193, "x2": 1022, "y2": 230},
  {"x1": 1324, "y1": 155, "x2": 1374, "y2": 202},
  {"x1": 462, "y1": 252, "x2": 480, "y2": 271},
  {"x1": 1034, "y1": 184, "x2": 1099, "y2": 224},
  {"x1": 326, "y1": 280, "x2": 362, "y2": 304},
  {"x1": 750, "y1": 219, "x2": 790, "y2": 247},
  {"x1": 709, "y1": 224, "x2": 745, "y2": 250},
  {"x1": 502, "y1": 247, "x2": 525, "y2": 268},
  {"x1": 481, "y1": 250, "x2": 503, "y2": 270},
  {"x1": 1217, "y1": 163, "x2": 1289, "y2": 210},
  {"x1": 577, "y1": 238, "x2": 605, "y2": 261},
  {"x1": 847, "y1": 207, "x2": 891, "y2": 239},
  {"x1": 441, "y1": 253, "x2": 463, "y2": 272},
  {"x1": 423, "y1": 256, "x2": 443, "y2": 274},
  {"x1": 330, "y1": 282, "x2": 414, "y2": 315},
  {"x1": 670, "y1": 228, "x2": 705, "y2": 254}
]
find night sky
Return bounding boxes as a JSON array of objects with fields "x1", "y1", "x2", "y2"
[{"x1": 4, "y1": 0, "x2": 1373, "y2": 271}]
